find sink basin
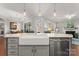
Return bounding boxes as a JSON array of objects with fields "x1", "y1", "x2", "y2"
[{"x1": 19, "y1": 34, "x2": 49, "y2": 45}]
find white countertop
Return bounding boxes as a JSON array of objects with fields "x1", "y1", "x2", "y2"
[
  {"x1": 4, "y1": 33, "x2": 73, "y2": 38},
  {"x1": 4, "y1": 33, "x2": 73, "y2": 45},
  {"x1": 47, "y1": 33, "x2": 73, "y2": 38}
]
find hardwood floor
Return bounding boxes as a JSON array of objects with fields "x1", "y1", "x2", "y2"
[
  {"x1": 71, "y1": 44, "x2": 79, "y2": 56},
  {"x1": 0, "y1": 36, "x2": 6, "y2": 56}
]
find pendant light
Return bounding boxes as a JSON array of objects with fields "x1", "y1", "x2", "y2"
[
  {"x1": 38, "y1": 3, "x2": 42, "y2": 16},
  {"x1": 23, "y1": 3, "x2": 26, "y2": 17},
  {"x1": 23, "y1": 3, "x2": 26, "y2": 33},
  {"x1": 53, "y1": 3, "x2": 56, "y2": 17}
]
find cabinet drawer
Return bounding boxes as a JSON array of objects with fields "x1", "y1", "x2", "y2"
[
  {"x1": 8, "y1": 44, "x2": 18, "y2": 48},
  {"x1": 8, "y1": 51, "x2": 18, "y2": 54},
  {"x1": 8, "y1": 52, "x2": 18, "y2": 56},
  {"x1": 8, "y1": 39, "x2": 18, "y2": 44},
  {"x1": 8, "y1": 48, "x2": 18, "y2": 52},
  {"x1": 8, "y1": 49, "x2": 18, "y2": 55},
  {"x1": 8, "y1": 47, "x2": 18, "y2": 51},
  {"x1": 8, "y1": 54, "x2": 18, "y2": 56},
  {"x1": 8, "y1": 38, "x2": 19, "y2": 44},
  {"x1": 8, "y1": 44, "x2": 18, "y2": 51}
]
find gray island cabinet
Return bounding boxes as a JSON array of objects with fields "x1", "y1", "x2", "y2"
[
  {"x1": 5, "y1": 33, "x2": 72, "y2": 56},
  {"x1": 19, "y1": 45, "x2": 49, "y2": 56},
  {"x1": 5, "y1": 33, "x2": 49, "y2": 56}
]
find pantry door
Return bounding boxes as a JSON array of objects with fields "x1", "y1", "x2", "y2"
[{"x1": 0, "y1": 36, "x2": 6, "y2": 56}]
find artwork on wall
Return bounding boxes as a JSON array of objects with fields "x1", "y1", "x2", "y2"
[{"x1": 10, "y1": 22, "x2": 17, "y2": 30}]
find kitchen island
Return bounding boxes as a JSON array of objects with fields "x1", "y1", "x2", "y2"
[{"x1": 5, "y1": 33, "x2": 73, "y2": 56}]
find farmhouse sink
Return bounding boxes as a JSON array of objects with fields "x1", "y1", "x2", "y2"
[{"x1": 19, "y1": 34, "x2": 49, "y2": 45}]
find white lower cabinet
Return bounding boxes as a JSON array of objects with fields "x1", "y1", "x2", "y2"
[
  {"x1": 19, "y1": 46, "x2": 33, "y2": 56},
  {"x1": 35, "y1": 46, "x2": 49, "y2": 56},
  {"x1": 19, "y1": 45, "x2": 49, "y2": 56}
]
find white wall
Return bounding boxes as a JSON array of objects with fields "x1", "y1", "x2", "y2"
[{"x1": 3, "y1": 17, "x2": 79, "y2": 34}]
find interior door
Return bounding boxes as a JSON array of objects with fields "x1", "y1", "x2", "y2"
[{"x1": 0, "y1": 36, "x2": 6, "y2": 56}]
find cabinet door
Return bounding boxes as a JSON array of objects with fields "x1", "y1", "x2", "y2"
[
  {"x1": 19, "y1": 46, "x2": 33, "y2": 56},
  {"x1": 49, "y1": 39, "x2": 54, "y2": 56},
  {"x1": 60, "y1": 39, "x2": 69, "y2": 56},
  {"x1": 50, "y1": 39, "x2": 60, "y2": 56},
  {"x1": 49, "y1": 38, "x2": 70, "y2": 56},
  {"x1": 35, "y1": 46, "x2": 49, "y2": 56}
]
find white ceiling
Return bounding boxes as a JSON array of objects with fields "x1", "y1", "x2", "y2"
[{"x1": 0, "y1": 3, "x2": 79, "y2": 22}]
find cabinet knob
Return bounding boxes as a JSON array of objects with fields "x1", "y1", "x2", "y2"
[{"x1": 32, "y1": 49, "x2": 37, "y2": 53}]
